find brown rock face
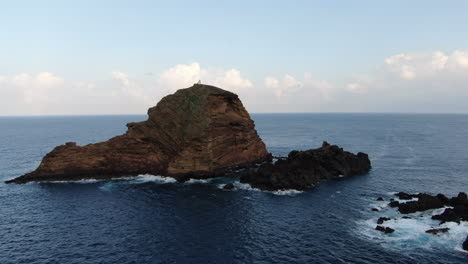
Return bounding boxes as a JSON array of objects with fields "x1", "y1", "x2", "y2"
[{"x1": 6, "y1": 84, "x2": 271, "y2": 184}]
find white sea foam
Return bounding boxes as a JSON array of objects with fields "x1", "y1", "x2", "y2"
[
  {"x1": 358, "y1": 199, "x2": 468, "y2": 253},
  {"x1": 232, "y1": 181, "x2": 303, "y2": 196},
  {"x1": 271, "y1": 189, "x2": 303, "y2": 196},
  {"x1": 233, "y1": 181, "x2": 261, "y2": 192},
  {"x1": 129, "y1": 174, "x2": 177, "y2": 184},
  {"x1": 47, "y1": 178, "x2": 104, "y2": 184},
  {"x1": 184, "y1": 178, "x2": 210, "y2": 184}
]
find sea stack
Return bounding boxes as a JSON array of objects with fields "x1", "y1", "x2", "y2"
[{"x1": 6, "y1": 84, "x2": 271, "y2": 184}]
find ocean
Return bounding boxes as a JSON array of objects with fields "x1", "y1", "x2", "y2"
[{"x1": 0, "y1": 114, "x2": 467, "y2": 263}]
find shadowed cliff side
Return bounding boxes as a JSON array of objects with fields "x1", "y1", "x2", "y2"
[{"x1": 6, "y1": 84, "x2": 271, "y2": 184}]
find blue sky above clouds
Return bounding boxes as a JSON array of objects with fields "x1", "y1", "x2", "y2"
[{"x1": 1, "y1": 0, "x2": 468, "y2": 115}]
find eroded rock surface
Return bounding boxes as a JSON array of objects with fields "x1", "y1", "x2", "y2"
[
  {"x1": 388, "y1": 192, "x2": 468, "y2": 223},
  {"x1": 240, "y1": 141, "x2": 371, "y2": 191},
  {"x1": 6, "y1": 84, "x2": 271, "y2": 184}
]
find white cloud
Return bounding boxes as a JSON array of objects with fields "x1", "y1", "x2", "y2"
[
  {"x1": 2, "y1": 52, "x2": 468, "y2": 115},
  {"x1": 158, "y1": 62, "x2": 201, "y2": 92},
  {"x1": 264, "y1": 76, "x2": 279, "y2": 89},
  {"x1": 263, "y1": 74, "x2": 302, "y2": 98},
  {"x1": 111, "y1": 71, "x2": 152, "y2": 104},
  {"x1": 342, "y1": 50, "x2": 468, "y2": 112},
  {"x1": 157, "y1": 62, "x2": 252, "y2": 95},
  {"x1": 0, "y1": 72, "x2": 64, "y2": 104}
]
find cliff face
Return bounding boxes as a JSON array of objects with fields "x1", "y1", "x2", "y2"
[{"x1": 6, "y1": 84, "x2": 271, "y2": 184}]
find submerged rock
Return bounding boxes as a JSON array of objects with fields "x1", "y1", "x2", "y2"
[
  {"x1": 223, "y1": 183, "x2": 234, "y2": 190},
  {"x1": 377, "y1": 217, "x2": 391, "y2": 225},
  {"x1": 375, "y1": 225, "x2": 394, "y2": 234},
  {"x1": 425, "y1": 228, "x2": 450, "y2": 235},
  {"x1": 240, "y1": 141, "x2": 371, "y2": 191},
  {"x1": 6, "y1": 84, "x2": 271, "y2": 184}
]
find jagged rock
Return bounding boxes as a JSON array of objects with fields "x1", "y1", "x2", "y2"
[
  {"x1": 376, "y1": 197, "x2": 384, "y2": 201},
  {"x1": 432, "y1": 205, "x2": 468, "y2": 224},
  {"x1": 397, "y1": 193, "x2": 446, "y2": 214},
  {"x1": 386, "y1": 192, "x2": 468, "y2": 224},
  {"x1": 448, "y1": 192, "x2": 468, "y2": 207},
  {"x1": 375, "y1": 226, "x2": 394, "y2": 234},
  {"x1": 425, "y1": 228, "x2": 449, "y2": 235},
  {"x1": 6, "y1": 84, "x2": 271, "y2": 184},
  {"x1": 223, "y1": 183, "x2": 234, "y2": 190},
  {"x1": 463, "y1": 236, "x2": 468, "y2": 251},
  {"x1": 395, "y1": 192, "x2": 417, "y2": 200},
  {"x1": 377, "y1": 217, "x2": 391, "y2": 225},
  {"x1": 239, "y1": 141, "x2": 371, "y2": 191}
]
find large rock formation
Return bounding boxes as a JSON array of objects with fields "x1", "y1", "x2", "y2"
[
  {"x1": 6, "y1": 84, "x2": 271, "y2": 184},
  {"x1": 240, "y1": 141, "x2": 371, "y2": 191}
]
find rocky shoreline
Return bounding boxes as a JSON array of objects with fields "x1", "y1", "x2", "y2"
[{"x1": 372, "y1": 192, "x2": 468, "y2": 251}]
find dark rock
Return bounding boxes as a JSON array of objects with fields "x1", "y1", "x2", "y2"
[
  {"x1": 371, "y1": 208, "x2": 380, "y2": 212},
  {"x1": 377, "y1": 197, "x2": 384, "y2": 201},
  {"x1": 240, "y1": 141, "x2": 371, "y2": 191},
  {"x1": 425, "y1": 228, "x2": 450, "y2": 235},
  {"x1": 6, "y1": 84, "x2": 271, "y2": 184},
  {"x1": 390, "y1": 198, "x2": 395, "y2": 201},
  {"x1": 377, "y1": 217, "x2": 391, "y2": 225},
  {"x1": 397, "y1": 193, "x2": 446, "y2": 214},
  {"x1": 376, "y1": 226, "x2": 395, "y2": 234},
  {"x1": 389, "y1": 201, "x2": 400, "y2": 208},
  {"x1": 395, "y1": 192, "x2": 417, "y2": 200},
  {"x1": 223, "y1": 183, "x2": 234, "y2": 190},
  {"x1": 448, "y1": 192, "x2": 468, "y2": 207},
  {"x1": 463, "y1": 236, "x2": 468, "y2": 251},
  {"x1": 402, "y1": 216, "x2": 412, "y2": 219},
  {"x1": 432, "y1": 204, "x2": 468, "y2": 224}
]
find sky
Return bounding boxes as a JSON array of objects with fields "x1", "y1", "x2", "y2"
[{"x1": 1, "y1": 0, "x2": 468, "y2": 115}]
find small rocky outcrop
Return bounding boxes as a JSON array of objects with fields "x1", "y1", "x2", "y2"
[
  {"x1": 240, "y1": 141, "x2": 371, "y2": 191},
  {"x1": 425, "y1": 228, "x2": 449, "y2": 235},
  {"x1": 387, "y1": 192, "x2": 468, "y2": 223},
  {"x1": 377, "y1": 217, "x2": 391, "y2": 225},
  {"x1": 6, "y1": 84, "x2": 271, "y2": 184},
  {"x1": 463, "y1": 236, "x2": 468, "y2": 251},
  {"x1": 375, "y1": 226, "x2": 394, "y2": 234},
  {"x1": 397, "y1": 193, "x2": 447, "y2": 214}
]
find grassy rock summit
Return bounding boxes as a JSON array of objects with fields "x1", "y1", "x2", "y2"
[{"x1": 6, "y1": 84, "x2": 271, "y2": 184}]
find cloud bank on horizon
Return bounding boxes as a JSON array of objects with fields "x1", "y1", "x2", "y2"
[{"x1": 1, "y1": 50, "x2": 468, "y2": 115}]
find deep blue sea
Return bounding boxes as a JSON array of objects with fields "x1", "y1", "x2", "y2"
[{"x1": 0, "y1": 114, "x2": 467, "y2": 264}]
